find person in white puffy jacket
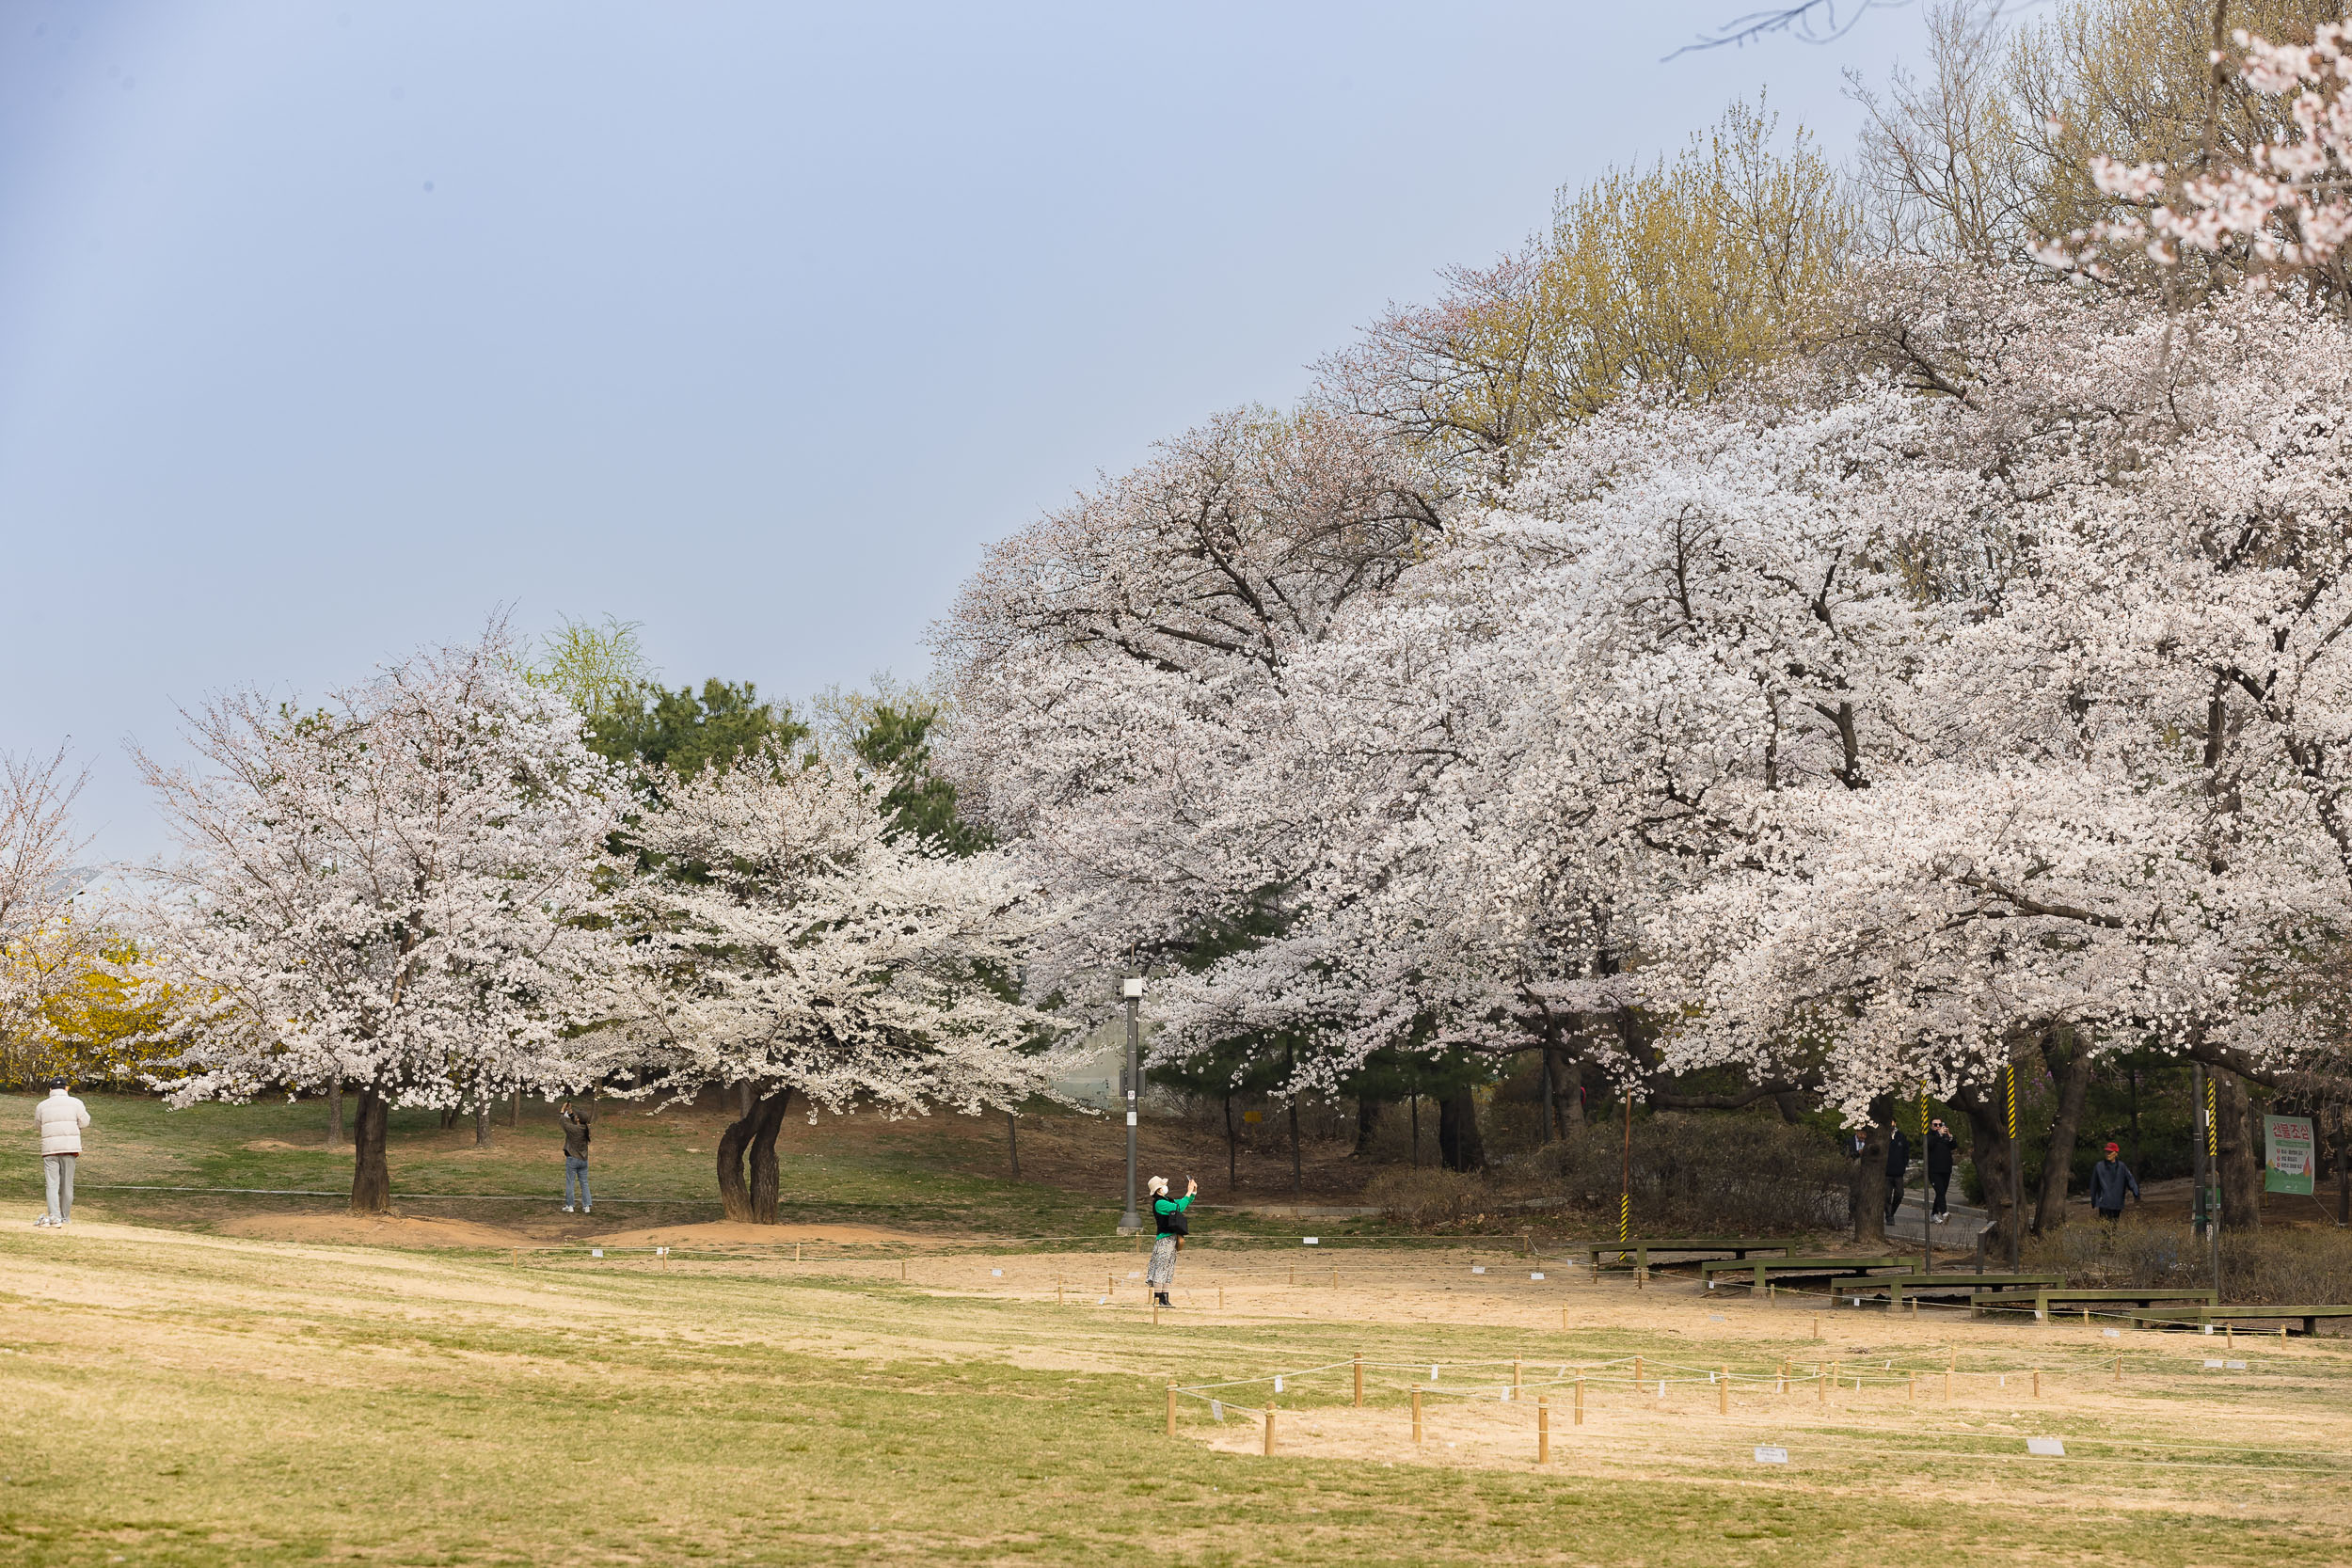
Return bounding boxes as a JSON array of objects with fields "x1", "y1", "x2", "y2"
[{"x1": 34, "y1": 1081, "x2": 89, "y2": 1228}]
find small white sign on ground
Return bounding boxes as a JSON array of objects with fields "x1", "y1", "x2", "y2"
[
  {"x1": 591, "y1": 1249, "x2": 603, "y2": 1259},
  {"x1": 2103, "y1": 1328, "x2": 2120, "y2": 1338},
  {"x1": 1753, "y1": 1446, "x2": 1788, "y2": 1465},
  {"x1": 1531, "y1": 1272, "x2": 1546, "y2": 1281},
  {"x1": 1471, "y1": 1266, "x2": 1486, "y2": 1275},
  {"x1": 991, "y1": 1268, "x2": 1003, "y2": 1276},
  {"x1": 1210, "y1": 1401, "x2": 1224, "y2": 1422},
  {"x1": 2026, "y1": 1437, "x2": 2066, "y2": 1457},
  {"x1": 1303, "y1": 1237, "x2": 1319, "y2": 1245},
  {"x1": 2227, "y1": 1360, "x2": 2248, "y2": 1370},
  {"x1": 2204, "y1": 1358, "x2": 2226, "y2": 1369}
]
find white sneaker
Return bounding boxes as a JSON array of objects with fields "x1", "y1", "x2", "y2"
[
  {"x1": 563, "y1": 1205, "x2": 575, "y2": 1213},
  {"x1": 582, "y1": 1205, "x2": 591, "y2": 1212},
  {"x1": 33, "y1": 1216, "x2": 50, "y2": 1227}
]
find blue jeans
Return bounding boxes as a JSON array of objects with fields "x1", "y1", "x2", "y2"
[{"x1": 564, "y1": 1157, "x2": 591, "y2": 1208}]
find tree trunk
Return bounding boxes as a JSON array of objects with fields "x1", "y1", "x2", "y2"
[
  {"x1": 1850, "y1": 1097, "x2": 1894, "y2": 1245},
  {"x1": 1561, "y1": 1059, "x2": 1586, "y2": 1128},
  {"x1": 1953, "y1": 1080, "x2": 2020, "y2": 1260},
  {"x1": 718, "y1": 1088, "x2": 794, "y2": 1223},
  {"x1": 1289, "y1": 1097, "x2": 1302, "y2": 1199},
  {"x1": 1353, "y1": 1096, "x2": 1383, "y2": 1157},
  {"x1": 474, "y1": 1098, "x2": 492, "y2": 1148},
  {"x1": 1539, "y1": 1050, "x2": 1558, "y2": 1143},
  {"x1": 1224, "y1": 1092, "x2": 1238, "y2": 1191},
  {"x1": 326, "y1": 1080, "x2": 345, "y2": 1150},
  {"x1": 1438, "y1": 1087, "x2": 1485, "y2": 1172},
  {"x1": 1771, "y1": 1089, "x2": 1810, "y2": 1126},
  {"x1": 1006, "y1": 1110, "x2": 1020, "y2": 1179},
  {"x1": 2032, "y1": 1027, "x2": 2095, "y2": 1235},
  {"x1": 350, "y1": 1087, "x2": 391, "y2": 1214},
  {"x1": 2215, "y1": 1069, "x2": 2263, "y2": 1232}
]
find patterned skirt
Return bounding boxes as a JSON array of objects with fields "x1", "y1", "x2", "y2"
[{"x1": 1146, "y1": 1233, "x2": 1179, "y2": 1287}]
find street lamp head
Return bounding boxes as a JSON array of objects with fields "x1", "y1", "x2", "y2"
[{"x1": 1122, "y1": 976, "x2": 1145, "y2": 998}]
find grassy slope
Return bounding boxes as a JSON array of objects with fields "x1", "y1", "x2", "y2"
[
  {"x1": 0, "y1": 1092, "x2": 1405, "y2": 1242},
  {"x1": 0, "y1": 1224, "x2": 2341, "y2": 1567}
]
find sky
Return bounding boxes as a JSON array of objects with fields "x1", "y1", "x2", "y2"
[{"x1": 0, "y1": 1, "x2": 1934, "y2": 863}]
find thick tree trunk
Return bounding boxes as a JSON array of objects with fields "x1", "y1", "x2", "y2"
[
  {"x1": 1850, "y1": 1097, "x2": 1894, "y2": 1245},
  {"x1": 2216, "y1": 1069, "x2": 2263, "y2": 1232},
  {"x1": 1438, "y1": 1087, "x2": 1485, "y2": 1172},
  {"x1": 350, "y1": 1087, "x2": 391, "y2": 1214},
  {"x1": 1354, "y1": 1096, "x2": 1384, "y2": 1157},
  {"x1": 1539, "y1": 1050, "x2": 1558, "y2": 1143},
  {"x1": 2033, "y1": 1028, "x2": 2095, "y2": 1235},
  {"x1": 1953, "y1": 1081, "x2": 2020, "y2": 1260},
  {"x1": 717, "y1": 1088, "x2": 794, "y2": 1222},
  {"x1": 1771, "y1": 1089, "x2": 1810, "y2": 1126},
  {"x1": 1561, "y1": 1058, "x2": 1586, "y2": 1129},
  {"x1": 715, "y1": 1089, "x2": 795, "y2": 1223},
  {"x1": 326, "y1": 1080, "x2": 345, "y2": 1150},
  {"x1": 474, "y1": 1098, "x2": 492, "y2": 1148}
]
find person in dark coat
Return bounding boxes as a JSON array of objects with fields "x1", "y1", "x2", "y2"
[
  {"x1": 1884, "y1": 1126, "x2": 1912, "y2": 1223},
  {"x1": 1924, "y1": 1117, "x2": 1958, "y2": 1222},
  {"x1": 2089, "y1": 1142, "x2": 2139, "y2": 1222}
]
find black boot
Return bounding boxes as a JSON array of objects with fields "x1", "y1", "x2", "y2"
[{"x1": 1155, "y1": 1291, "x2": 1171, "y2": 1307}]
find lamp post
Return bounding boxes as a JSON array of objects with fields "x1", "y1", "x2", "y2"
[{"x1": 1119, "y1": 974, "x2": 1144, "y2": 1233}]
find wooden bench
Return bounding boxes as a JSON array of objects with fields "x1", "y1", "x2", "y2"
[
  {"x1": 1829, "y1": 1272, "x2": 2062, "y2": 1307},
  {"x1": 2128, "y1": 1304, "x2": 2352, "y2": 1337},
  {"x1": 1700, "y1": 1256, "x2": 1910, "y2": 1291},
  {"x1": 1581, "y1": 1238, "x2": 1789, "y2": 1270},
  {"x1": 1975, "y1": 1287, "x2": 2220, "y2": 1321}
]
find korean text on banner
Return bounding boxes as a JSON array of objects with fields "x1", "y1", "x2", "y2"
[{"x1": 2265, "y1": 1115, "x2": 2316, "y2": 1196}]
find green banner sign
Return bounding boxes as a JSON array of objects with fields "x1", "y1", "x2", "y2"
[{"x1": 2265, "y1": 1115, "x2": 2315, "y2": 1196}]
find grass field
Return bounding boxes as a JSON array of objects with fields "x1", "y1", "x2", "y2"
[
  {"x1": 5, "y1": 1093, "x2": 2348, "y2": 1565},
  {"x1": 2, "y1": 1214, "x2": 2347, "y2": 1566}
]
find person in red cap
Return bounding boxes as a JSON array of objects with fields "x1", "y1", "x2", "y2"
[{"x1": 2089, "y1": 1141, "x2": 2139, "y2": 1223}]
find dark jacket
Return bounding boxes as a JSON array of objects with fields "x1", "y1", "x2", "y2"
[
  {"x1": 1885, "y1": 1128, "x2": 1911, "y2": 1179},
  {"x1": 1925, "y1": 1129, "x2": 1957, "y2": 1177},
  {"x1": 2089, "y1": 1157, "x2": 2138, "y2": 1212},
  {"x1": 560, "y1": 1110, "x2": 593, "y2": 1161}
]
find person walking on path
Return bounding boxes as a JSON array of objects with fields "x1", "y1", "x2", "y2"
[
  {"x1": 1925, "y1": 1117, "x2": 1958, "y2": 1223},
  {"x1": 1884, "y1": 1125, "x2": 1912, "y2": 1224},
  {"x1": 559, "y1": 1101, "x2": 594, "y2": 1213},
  {"x1": 34, "y1": 1080, "x2": 89, "y2": 1228},
  {"x1": 1145, "y1": 1174, "x2": 1196, "y2": 1307},
  {"x1": 2090, "y1": 1142, "x2": 2139, "y2": 1223}
]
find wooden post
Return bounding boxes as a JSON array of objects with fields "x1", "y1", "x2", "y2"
[
  {"x1": 1108, "y1": 1273, "x2": 1115, "y2": 1298},
  {"x1": 2226, "y1": 1323, "x2": 2234, "y2": 1348},
  {"x1": 2082, "y1": 1307, "x2": 2091, "y2": 1327},
  {"x1": 901, "y1": 1259, "x2": 908, "y2": 1282},
  {"x1": 794, "y1": 1242, "x2": 802, "y2": 1263},
  {"x1": 1354, "y1": 1354, "x2": 1364, "y2": 1408},
  {"x1": 1636, "y1": 1265, "x2": 1648, "y2": 1291},
  {"x1": 2114, "y1": 1353, "x2": 2122, "y2": 1383},
  {"x1": 1812, "y1": 1312, "x2": 1821, "y2": 1340},
  {"x1": 1411, "y1": 1388, "x2": 1423, "y2": 1445},
  {"x1": 1218, "y1": 1286, "x2": 1225, "y2": 1311},
  {"x1": 2031, "y1": 1370, "x2": 2041, "y2": 1399},
  {"x1": 1537, "y1": 1397, "x2": 1550, "y2": 1465},
  {"x1": 1167, "y1": 1384, "x2": 1176, "y2": 1437},
  {"x1": 1911, "y1": 1297, "x2": 1919, "y2": 1317},
  {"x1": 1717, "y1": 1367, "x2": 1728, "y2": 1416},
  {"x1": 1768, "y1": 1282, "x2": 1775, "y2": 1303},
  {"x1": 1263, "y1": 1406, "x2": 1276, "y2": 1457},
  {"x1": 1057, "y1": 1275, "x2": 1064, "y2": 1306},
  {"x1": 1574, "y1": 1377, "x2": 1584, "y2": 1425},
  {"x1": 1633, "y1": 1355, "x2": 1643, "y2": 1386},
  {"x1": 1513, "y1": 1360, "x2": 1523, "y2": 1402},
  {"x1": 1289, "y1": 1260, "x2": 1295, "y2": 1286}
]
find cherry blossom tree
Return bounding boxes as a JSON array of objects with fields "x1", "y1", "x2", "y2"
[
  {"x1": 135, "y1": 632, "x2": 628, "y2": 1212},
  {"x1": 607, "y1": 750, "x2": 1073, "y2": 1222}
]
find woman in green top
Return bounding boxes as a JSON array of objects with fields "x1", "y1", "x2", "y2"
[{"x1": 1146, "y1": 1175, "x2": 1196, "y2": 1307}]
